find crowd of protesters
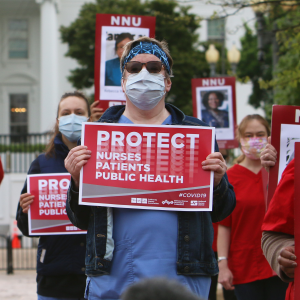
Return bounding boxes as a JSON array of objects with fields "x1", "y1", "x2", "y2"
[{"x1": 13, "y1": 36, "x2": 297, "y2": 300}]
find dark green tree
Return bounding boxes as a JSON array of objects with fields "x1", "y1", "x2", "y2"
[
  {"x1": 219, "y1": 1, "x2": 300, "y2": 116},
  {"x1": 269, "y1": 6, "x2": 300, "y2": 108},
  {"x1": 236, "y1": 24, "x2": 273, "y2": 117},
  {"x1": 60, "y1": 0, "x2": 210, "y2": 115}
]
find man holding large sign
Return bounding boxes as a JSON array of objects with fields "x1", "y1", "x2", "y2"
[{"x1": 65, "y1": 37, "x2": 235, "y2": 300}]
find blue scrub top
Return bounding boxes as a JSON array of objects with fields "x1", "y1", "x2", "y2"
[{"x1": 85, "y1": 114, "x2": 210, "y2": 300}]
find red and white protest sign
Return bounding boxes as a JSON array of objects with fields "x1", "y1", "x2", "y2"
[
  {"x1": 28, "y1": 173, "x2": 86, "y2": 235},
  {"x1": 294, "y1": 142, "x2": 300, "y2": 300},
  {"x1": 94, "y1": 14, "x2": 156, "y2": 110},
  {"x1": 79, "y1": 123, "x2": 215, "y2": 211},
  {"x1": 192, "y1": 77, "x2": 238, "y2": 149},
  {"x1": 268, "y1": 105, "x2": 300, "y2": 205}
]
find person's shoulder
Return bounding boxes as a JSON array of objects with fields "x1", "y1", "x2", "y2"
[
  {"x1": 220, "y1": 109, "x2": 229, "y2": 116},
  {"x1": 165, "y1": 104, "x2": 209, "y2": 126},
  {"x1": 27, "y1": 155, "x2": 43, "y2": 175},
  {"x1": 37, "y1": 152, "x2": 51, "y2": 163},
  {"x1": 106, "y1": 57, "x2": 120, "y2": 66},
  {"x1": 284, "y1": 158, "x2": 295, "y2": 174},
  {"x1": 201, "y1": 109, "x2": 209, "y2": 116},
  {"x1": 276, "y1": 158, "x2": 295, "y2": 187},
  {"x1": 99, "y1": 105, "x2": 125, "y2": 122},
  {"x1": 183, "y1": 115, "x2": 209, "y2": 127}
]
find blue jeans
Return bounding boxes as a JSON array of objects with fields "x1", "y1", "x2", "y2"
[
  {"x1": 234, "y1": 276, "x2": 288, "y2": 300},
  {"x1": 38, "y1": 295, "x2": 85, "y2": 300}
]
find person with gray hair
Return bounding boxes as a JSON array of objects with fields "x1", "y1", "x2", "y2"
[{"x1": 121, "y1": 278, "x2": 204, "y2": 300}]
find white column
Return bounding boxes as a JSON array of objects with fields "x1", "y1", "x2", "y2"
[{"x1": 36, "y1": 0, "x2": 59, "y2": 132}]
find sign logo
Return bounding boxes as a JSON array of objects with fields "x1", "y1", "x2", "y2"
[
  {"x1": 131, "y1": 198, "x2": 148, "y2": 204},
  {"x1": 162, "y1": 200, "x2": 174, "y2": 205}
]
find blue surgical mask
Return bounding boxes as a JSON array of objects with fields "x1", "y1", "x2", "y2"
[{"x1": 58, "y1": 113, "x2": 88, "y2": 142}]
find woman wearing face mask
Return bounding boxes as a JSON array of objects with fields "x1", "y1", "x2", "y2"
[
  {"x1": 16, "y1": 91, "x2": 91, "y2": 300},
  {"x1": 64, "y1": 37, "x2": 236, "y2": 300},
  {"x1": 217, "y1": 115, "x2": 288, "y2": 300}
]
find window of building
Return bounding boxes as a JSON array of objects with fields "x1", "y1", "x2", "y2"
[
  {"x1": 10, "y1": 94, "x2": 28, "y2": 139},
  {"x1": 207, "y1": 18, "x2": 225, "y2": 41},
  {"x1": 8, "y1": 19, "x2": 28, "y2": 59}
]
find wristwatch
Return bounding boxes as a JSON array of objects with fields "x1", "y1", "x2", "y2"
[{"x1": 217, "y1": 256, "x2": 227, "y2": 263}]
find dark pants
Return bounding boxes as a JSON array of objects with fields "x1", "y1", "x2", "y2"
[
  {"x1": 234, "y1": 276, "x2": 288, "y2": 300},
  {"x1": 209, "y1": 272, "x2": 218, "y2": 300},
  {"x1": 223, "y1": 288, "x2": 237, "y2": 300}
]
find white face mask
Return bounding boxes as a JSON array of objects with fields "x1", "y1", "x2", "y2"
[{"x1": 124, "y1": 69, "x2": 166, "y2": 111}]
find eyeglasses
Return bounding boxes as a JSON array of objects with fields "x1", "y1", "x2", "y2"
[{"x1": 125, "y1": 61, "x2": 164, "y2": 74}]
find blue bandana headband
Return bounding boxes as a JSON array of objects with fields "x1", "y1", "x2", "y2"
[{"x1": 122, "y1": 41, "x2": 171, "y2": 74}]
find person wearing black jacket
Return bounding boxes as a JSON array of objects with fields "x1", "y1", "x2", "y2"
[{"x1": 16, "y1": 91, "x2": 94, "y2": 300}]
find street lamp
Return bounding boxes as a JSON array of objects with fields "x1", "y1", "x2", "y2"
[
  {"x1": 281, "y1": 0, "x2": 297, "y2": 11},
  {"x1": 227, "y1": 44, "x2": 241, "y2": 74},
  {"x1": 250, "y1": 0, "x2": 269, "y2": 13},
  {"x1": 205, "y1": 44, "x2": 220, "y2": 77}
]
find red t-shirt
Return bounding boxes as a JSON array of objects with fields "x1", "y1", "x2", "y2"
[
  {"x1": 219, "y1": 164, "x2": 274, "y2": 285},
  {"x1": 0, "y1": 158, "x2": 3, "y2": 185},
  {"x1": 262, "y1": 159, "x2": 294, "y2": 235},
  {"x1": 262, "y1": 159, "x2": 295, "y2": 300}
]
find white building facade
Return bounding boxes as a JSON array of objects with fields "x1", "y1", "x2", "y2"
[{"x1": 0, "y1": 0, "x2": 94, "y2": 136}]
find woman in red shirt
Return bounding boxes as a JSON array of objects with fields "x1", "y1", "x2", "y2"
[{"x1": 217, "y1": 114, "x2": 288, "y2": 300}]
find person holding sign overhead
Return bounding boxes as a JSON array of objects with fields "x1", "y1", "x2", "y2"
[
  {"x1": 65, "y1": 37, "x2": 236, "y2": 300},
  {"x1": 16, "y1": 91, "x2": 98, "y2": 300}
]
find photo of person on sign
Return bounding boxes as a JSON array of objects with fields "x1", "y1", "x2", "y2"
[
  {"x1": 201, "y1": 90, "x2": 229, "y2": 128},
  {"x1": 65, "y1": 37, "x2": 236, "y2": 300},
  {"x1": 105, "y1": 32, "x2": 134, "y2": 86}
]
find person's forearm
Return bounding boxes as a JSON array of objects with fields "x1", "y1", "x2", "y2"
[
  {"x1": 261, "y1": 231, "x2": 294, "y2": 282},
  {"x1": 217, "y1": 225, "x2": 231, "y2": 257},
  {"x1": 217, "y1": 224, "x2": 231, "y2": 268}
]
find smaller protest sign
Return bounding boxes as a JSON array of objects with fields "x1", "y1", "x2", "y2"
[
  {"x1": 79, "y1": 123, "x2": 215, "y2": 211},
  {"x1": 268, "y1": 105, "x2": 300, "y2": 204},
  {"x1": 28, "y1": 173, "x2": 86, "y2": 235},
  {"x1": 192, "y1": 77, "x2": 238, "y2": 149},
  {"x1": 294, "y1": 142, "x2": 300, "y2": 300},
  {"x1": 94, "y1": 13, "x2": 156, "y2": 109}
]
